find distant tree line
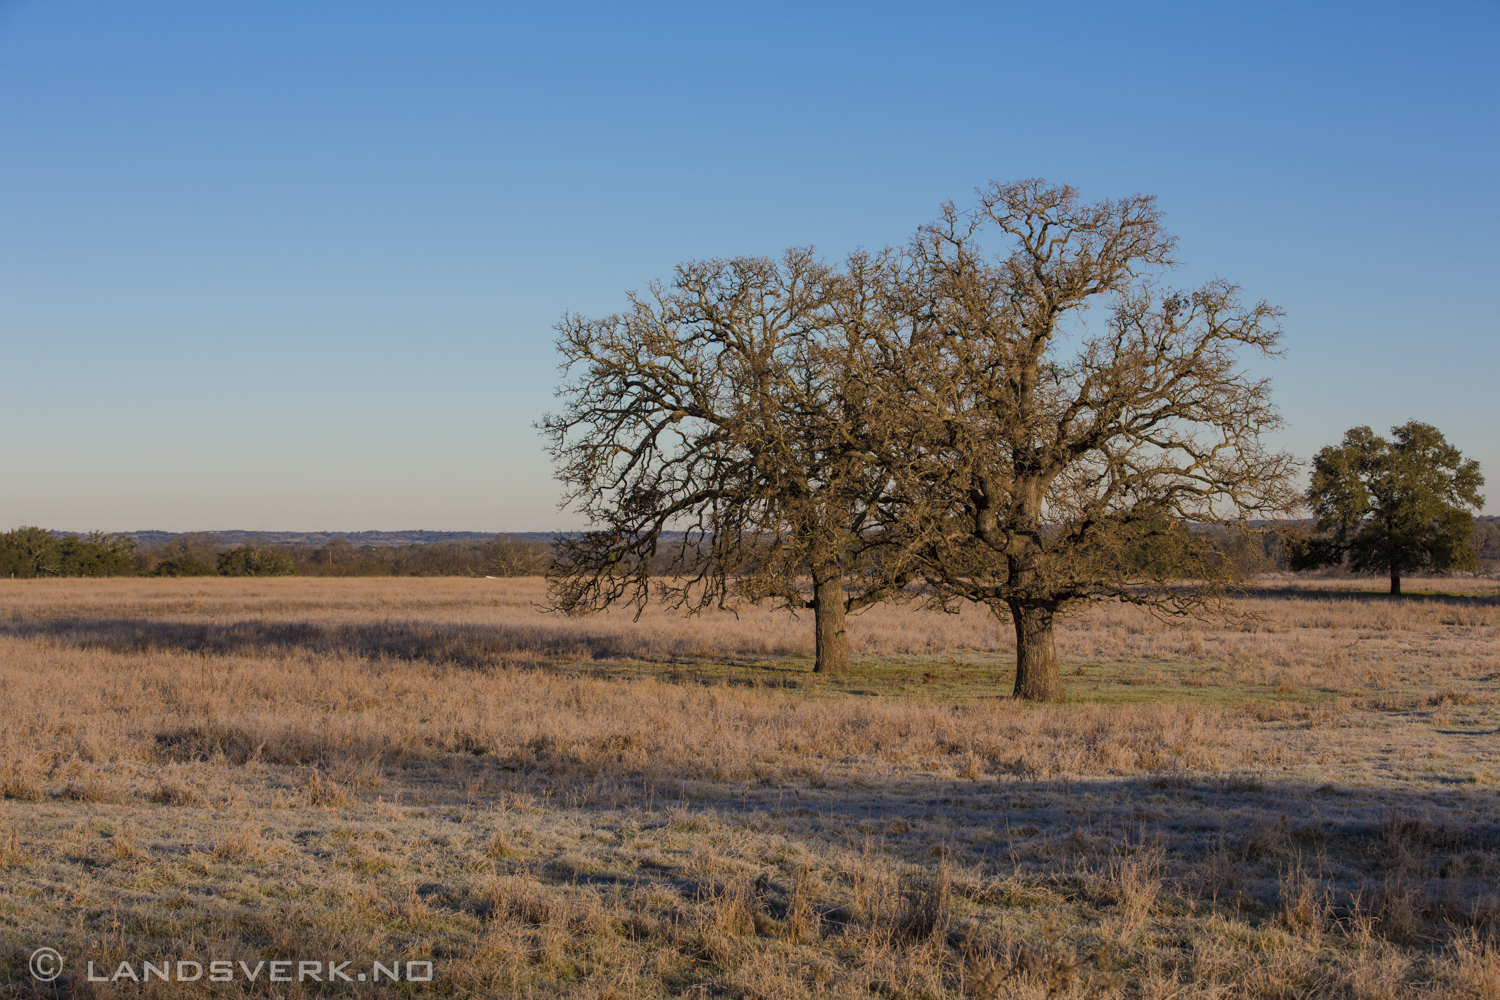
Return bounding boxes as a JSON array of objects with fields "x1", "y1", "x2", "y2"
[
  {"x1": 4, "y1": 515, "x2": 1489, "y2": 586},
  {"x1": 284, "y1": 535, "x2": 552, "y2": 577},
  {"x1": 1, "y1": 528, "x2": 554, "y2": 579}
]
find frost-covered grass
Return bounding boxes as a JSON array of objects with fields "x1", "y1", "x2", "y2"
[{"x1": 1, "y1": 576, "x2": 1498, "y2": 997}]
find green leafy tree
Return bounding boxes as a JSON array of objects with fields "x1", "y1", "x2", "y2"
[
  {"x1": 0, "y1": 526, "x2": 64, "y2": 578},
  {"x1": 0, "y1": 527, "x2": 137, "y2": 577},
  {"x1": 55, "y1": 531, "x2": 138, "y2": 576},
  {"x1": 1300, "y1": 421, "x2": 1485, "y2": 594}
]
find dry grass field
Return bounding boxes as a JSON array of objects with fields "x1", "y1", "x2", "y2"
[{"x1": 2, "y1": 575, "x2": 1499, "y2": 998}]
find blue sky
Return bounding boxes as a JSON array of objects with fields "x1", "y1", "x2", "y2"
[{"x1": 1, "y1": 1, "x2": 1496, "y2": 531}]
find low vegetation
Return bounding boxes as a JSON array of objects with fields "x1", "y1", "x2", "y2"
[
  {"x1": 0, "y1": 528, "x2": 553, "y2": 579},
  {"x1": 1, "y1": 576, "x2": 1498, "y2": 996}
]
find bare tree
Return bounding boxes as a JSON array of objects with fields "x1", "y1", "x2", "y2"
[
  {"x1": 879, "y1": 180, "x2": 1298, "y2": 700},
  {"x1": 480, "y1": 535, "x2": 554, "y2": 577},
  {"x1": 543, "y1": 181, "x2": 1295, "y2": 693},
  {"x1": 541, "y1": 249, "x2": 924, "y2": 674}
]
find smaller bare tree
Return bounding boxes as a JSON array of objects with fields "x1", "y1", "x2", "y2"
[
  {"x1": 480, "y1": 535, "x2": 553, "y2": 577},
  {"x1": 541, "y1": 249, "x2": 924, "y2": 674}
]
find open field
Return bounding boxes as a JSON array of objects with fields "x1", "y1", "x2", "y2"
[{"x1": 2, "y1": 576, "x2": 1499, "y2": 997}]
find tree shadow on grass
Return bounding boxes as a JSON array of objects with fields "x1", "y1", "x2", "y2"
[
  {"x1": 444, "y1": 761, "x2": 1500, "y2": 927},
  {"x1": 0, "y1": 616, "x2": 653, "y2": 668},
  {"x1": 1245, "y1": 586, "x2": 1498, "y2": 607}
]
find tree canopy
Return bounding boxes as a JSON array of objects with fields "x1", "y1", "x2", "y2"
[
  {"x1": 542, "y1": 249, "x2": 927, "y2": 674},
  {"x1": 1297, "y1": 421, "x2": 1485, "y2": 594},
  {"x1": 870, "y1": 180, "x2": 1297, "y2": 699}
]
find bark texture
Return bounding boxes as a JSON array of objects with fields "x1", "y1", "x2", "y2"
[
  {"x1": 1009, "y1": 599, "x2": 1061, "y2": 701},
  {"x1": 812, "y1": 572, "x2": 851, "y2": 675}
]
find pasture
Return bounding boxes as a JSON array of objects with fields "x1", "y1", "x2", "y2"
[{"x1": 1, "y1": 577, "x2": 1498, "y2": 998}]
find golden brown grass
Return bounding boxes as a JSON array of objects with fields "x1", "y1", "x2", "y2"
[{"x1": 0, "y1": 575, "x2": 1497, "y2": 997}]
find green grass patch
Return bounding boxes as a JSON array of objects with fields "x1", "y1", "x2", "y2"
[{"x1": 560, "y1": 651, "x2": 1352, "y2": 711}]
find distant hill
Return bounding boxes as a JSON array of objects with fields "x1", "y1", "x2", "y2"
[{"x1": 113, "y1": 530, "x2": 563, "y2": 549}]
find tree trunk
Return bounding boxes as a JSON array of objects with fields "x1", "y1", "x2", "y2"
[
  {"x1": 811, "y1": 570, "x2": 850, "y2": 675},
  {"x1": 1010, "y1": 598, "x2": 1061, "y2": 701},
  {"x1": 1390, "y1": 566, "x2": 1401, "y2": 596}
]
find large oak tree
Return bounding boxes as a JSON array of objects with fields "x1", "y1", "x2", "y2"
[
  {"x1": 544, "y1": 180, "x2": 1298, "y2": 698},
  {"x1": 876, "y1": 180, "x2": 1298, "y2": 700}
]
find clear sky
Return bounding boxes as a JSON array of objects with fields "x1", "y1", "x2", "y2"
[{"x1": 1, "y1": 1, "x2": 1496, "y2": 531}]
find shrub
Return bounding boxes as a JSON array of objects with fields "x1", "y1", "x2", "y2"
[
  {"x1": 216, "y1": 546, "x2": 297, "y2": 577},
  {"x1": 152, "y1": 555, "x2": 217, "y2": 577}
]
